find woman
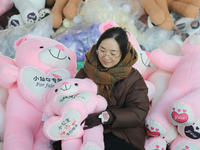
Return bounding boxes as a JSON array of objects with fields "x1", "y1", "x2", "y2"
[{"x1": 53, "y1": 27, "x2": 149, "y2": 150}]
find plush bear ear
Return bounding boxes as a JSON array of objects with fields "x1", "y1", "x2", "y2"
[
  {"x1": 99, "y1": 20, "x2": 119, "y2": 34},
  {"x1": 14, "y1": 34, "x2": 33, "y2": 50}
]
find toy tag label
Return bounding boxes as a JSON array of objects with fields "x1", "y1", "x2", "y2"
[{"x1": 17, "y1": 66, "x2": 71, "y2": 110}]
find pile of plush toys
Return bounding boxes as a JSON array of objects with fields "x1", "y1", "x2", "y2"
[{"x1": 0, "y1": 0, "x2": 200, "y2": 150}]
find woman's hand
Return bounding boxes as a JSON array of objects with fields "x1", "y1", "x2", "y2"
[{"x1": 81, "y1": 112, "x2": 102, "y2": 130}]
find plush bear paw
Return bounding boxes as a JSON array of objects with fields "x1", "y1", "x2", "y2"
[
  {"x1": 8, "y1": 14, "x2": 25, "y2": 28},
  {"x1": 81, "y1": 142, "x2": 103, "y2": 150},
  {"x1": 171, "y1": 140, "x2": 200, "y2": 150},
  {"x1": 145, "y1": 120, "x2": 166, "y2": 137},
  {"x1": 145, "y1": 137, "x2": 166, "y2": 150},
  {"x1": 169, "y1": 102, "x2": 194, "y2": 125},
  {"x1": 21, "y1": 9, "x2": 39, "y2": 25},
  {"x1": 38, "y1": 8, "x2": 51, "y2": 21},
  {"x1": 43, "y1": 100, "x2": 87, "y2": 141}
]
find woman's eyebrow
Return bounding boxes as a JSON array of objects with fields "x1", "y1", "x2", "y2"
[
  {"x1": 100, "y1": 45, "x2": 118, "y2": 52},
  {"x1": 100, "y1": 46, "x2": 105, "y2": 49}
]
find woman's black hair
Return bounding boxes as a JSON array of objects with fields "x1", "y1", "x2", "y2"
[{"x1": 96, "y1": 27, "x2": 129, "y2": 60}]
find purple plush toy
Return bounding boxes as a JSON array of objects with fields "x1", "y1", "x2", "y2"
[{"x1": 54, "y1": 23, "x2": 101, "y2": 61}]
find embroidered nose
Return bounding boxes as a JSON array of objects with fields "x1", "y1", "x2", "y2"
[
  {"x1": 62, "y1": 82, "x2": 69, "y2": 85},
  {"x1": 55, "y1": 45, "x2": 65, "y2": 51},
  {"x1": 145, "y1": 51, "x2": 151, "y2": 59}
]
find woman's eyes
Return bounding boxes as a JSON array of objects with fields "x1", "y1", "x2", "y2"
[{"x1": 100, "y1": 50, "x2": 116, "y2": 56}]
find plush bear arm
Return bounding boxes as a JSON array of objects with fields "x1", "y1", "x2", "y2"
[
  {"x1": 169, "y1": 1, "x2": 199, "y2": 18},
  {"x1": 93, "y1": 95, "x2": 107, "y2": 113},
  {"x1": 141, "y1": 0, "x2": 166, "y2": 25},
  {"x1": 0, "y1": 64, "x2": 19, "y2": 88},
  {"x1": 50, "y1": 0, "x2": 69, "y2": 28},
  {"x1": 150, "y1": 49, "x2": 182, "y2": 72},
  {"x1": 63, "y1": 0, "x2": 82, "y2": 21}
]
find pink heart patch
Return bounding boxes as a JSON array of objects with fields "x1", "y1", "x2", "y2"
[{"x1": 171, "y1": 111, "x2": 188, "y2": 123}]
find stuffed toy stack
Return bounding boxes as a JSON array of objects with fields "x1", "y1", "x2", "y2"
[{"x1": 145, "y1": 30, "x2": 200, "y2": 149}]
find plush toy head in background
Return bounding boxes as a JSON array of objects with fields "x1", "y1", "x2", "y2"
[{"x1": 14, "y1": 34, "x2": 77, "y2": 74}]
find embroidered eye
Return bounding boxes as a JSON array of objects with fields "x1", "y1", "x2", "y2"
[
  {"x1": 40, "y1": 46, "x2": 44, "y2": 49},
  {"x1": 55, "y1": 89, "x2": 58, "y2": 92},
  {"x1": 196, "y1": 127, "x2": 199, "y2": 130},
  {"x1": 74, "y1": 83, "x2": 78, "y2": 86},
  {"x1": 68, "y1": 57, "x2": 71, "y2": 60}
]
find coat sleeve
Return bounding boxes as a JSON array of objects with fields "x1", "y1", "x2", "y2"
[{"x1": 107, "y1": 72, "x2": 150, "y2": 128}]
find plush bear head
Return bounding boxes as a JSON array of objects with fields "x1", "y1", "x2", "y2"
[
  {"x1": 43, "y1": 78, "x2": 108, "y2": 118},
  {"x1": 14, "y1": 34, "x2": 77, "y2": 75},
  {"x1": 10, "y1": 35, "x2": 77, "y2": 111}
]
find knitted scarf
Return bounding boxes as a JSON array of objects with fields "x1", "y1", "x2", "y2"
[{"x1": 83, "y1": 43, "x2": 138, "y2": 105}]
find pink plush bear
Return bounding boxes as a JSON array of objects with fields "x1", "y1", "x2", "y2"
[
  {"x1": 0, "y1": 35, "x2": 77, "y2": 150},
  {"x1": 145, "y1": 30, "x2": 200, "y2": 139},
  {"x1": 0, "y1": 53, "x2": 16, "y2": 150},
  {"x1": 43, "y1": 78, "x2": 107, "y2": 150},
  {"x1": 144, "y1": 40, "x2": 182, "y2": 150}
]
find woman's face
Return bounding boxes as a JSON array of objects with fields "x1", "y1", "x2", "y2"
[{"x1": 97, "y1": 38, "x2": 122, "y2": 68}]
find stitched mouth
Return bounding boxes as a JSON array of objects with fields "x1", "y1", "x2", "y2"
[
  {"x1": 140, "y1": 53, "x2": 150, "y2": 67},
  {"x1": 49, "y1": 49, "x2": 67, "y2": 60},
  {"x1": 60, "y1": 85, "x2": 72, "y2": 91}
]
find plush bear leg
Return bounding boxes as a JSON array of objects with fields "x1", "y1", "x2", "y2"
[
  {"x1": 50, "y1": 0, "x2": 69, "y2": 28},
  {"x1": 170, "y1": 135, "x2": 200, "y2": 150},
  {"x1": 62, "y1": 138, "x2": 82, "y2": 150},
  {"x1": 169, "y1": 1, "x2": 199, "y2": 18},
  {"x1": 33, "y1": 122, "x2": 52, "y2": 150},
  {"x1": 13, "y1": 0, "x2": 39, "y2": 24},
  {"x1": 145, "y1": 136, "x2": 167, "y2": 150},
  {"x1": 169, "y1": 89, "x2": 200, "y2": 126},
  {"x1": 3, "y1": 86, "x2": 43, "y2": 150},
  {"x1": 63, "y1": 0, "x2": 81, "y2": 21},
  {"x1": 141, "y1": 0, "x2": 166, "y2": 25},
  {"x1": 145, "y1": 88, "x2": 184, "y2": 137},
  {"x1": 8, "y1": 14, "x2": 25, "y2": 28},
  {"x1": 156, "y1": 0, "x2": 174, "y2": 30},
  {"x1": 81, "y1": 125, "x2": 104, "y2": 150}
]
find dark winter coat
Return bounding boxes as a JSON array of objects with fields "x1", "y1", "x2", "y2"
[{"x1": 75, "y1": 67, "x2": 150, "y2": 150}]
